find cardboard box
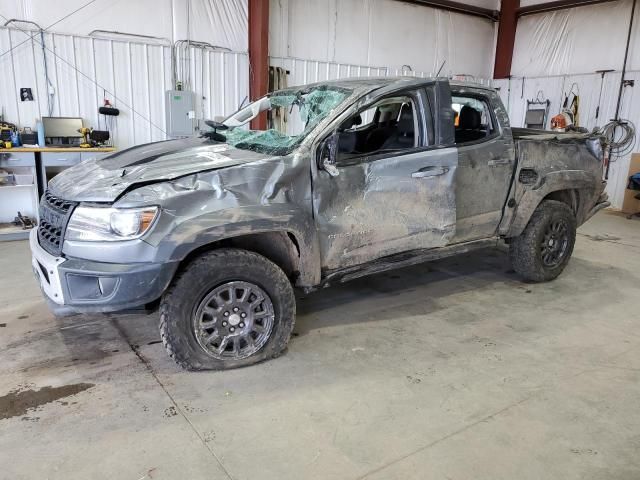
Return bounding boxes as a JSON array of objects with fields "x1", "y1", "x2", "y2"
[{"x1": 622, "y1": 153, "x2": 640, "y2": 214}]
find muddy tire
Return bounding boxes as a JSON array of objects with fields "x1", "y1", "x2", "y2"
[
  {"x1": 509, "y1": 200, "x2": 577, "y2": 282},
  {"x1": 160, "y1": 248, "x2": 295, "y2": 370}
]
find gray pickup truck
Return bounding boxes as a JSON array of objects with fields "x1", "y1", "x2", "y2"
[{"x1": 30, "y1": 77, "x2": 609, "y2": 370}]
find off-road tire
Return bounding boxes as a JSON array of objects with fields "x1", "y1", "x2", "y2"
[
  {"x1": 509, "y1": 200, "x2": 577, "y2": 282},
  {"x1": 160, "y1": 248, "x2": 295, "y2": 370}
]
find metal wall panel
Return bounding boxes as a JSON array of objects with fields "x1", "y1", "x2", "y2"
[
  {"x1": 0, "y1": 26, "x2": 249, "y2": 149},
  {"x1": 174, "y1": 44, "x2": 250, "y2": 124},
  {"x1": 269, "y1": 56, "x2": 389, "y2": 86},
  {"x1": 494, "y1": 72, "x2": 638, "y2": 209},
  {"x1": 1, "y1": 24, "x2": 489, "y2": 153},
  {"x1": 269, "y1": 56, "x2": 492, "y2": 87}
]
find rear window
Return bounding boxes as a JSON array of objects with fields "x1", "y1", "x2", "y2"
[{"x1": 451, "y1": 95, "x2": 495, "y2": 144}]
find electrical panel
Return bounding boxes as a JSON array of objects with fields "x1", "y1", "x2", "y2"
[{"x1": 165, "y1": 90, "x2": 195, "y2": 137}]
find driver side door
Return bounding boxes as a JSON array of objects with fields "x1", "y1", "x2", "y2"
[{"x1": 312, "y1": 87, "x2": 458, "y2": 272}]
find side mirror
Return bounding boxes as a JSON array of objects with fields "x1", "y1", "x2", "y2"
[{"x1": 320, "y1": 132, "x2": 339, "y2": 177}]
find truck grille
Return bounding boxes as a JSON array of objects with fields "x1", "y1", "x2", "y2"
[{"x1": 37, "y1": 190, "x2": 78, "y2": 256}]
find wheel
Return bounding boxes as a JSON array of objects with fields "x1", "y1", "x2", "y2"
[
  {"x1": 160, "y1": 249, "x2": 296, "y2": 370},
  {"x1": 509, "y1": 200, "x2": 577, "y2": 282}
]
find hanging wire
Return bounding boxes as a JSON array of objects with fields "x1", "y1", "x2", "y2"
[
  {"x1": 597, "y1": 74, "x2": 637, "y2": 163},
  {"x1": 0, "y1": 12, "x2": 167, "y2": 136},
  {"x1": 0, "y1": 0, "x2": 98, "y2": 59},
  {"x1": 598, "y1": 119, "x2": 637, "y2": 161}
]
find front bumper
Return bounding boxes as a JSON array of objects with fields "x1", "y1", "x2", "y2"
[{"x1": 30, "y1": 229, "x2": 178, "y2": 316}]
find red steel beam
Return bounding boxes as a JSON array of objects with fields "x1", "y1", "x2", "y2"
[
  {"x1": 248, "y1": 0, "x2": 269, "y2": 130},
  {"x1": 518, "y1": 0, "x2": 619, "y2": 16},
  {"x1": 398, "y1": 0, "x2": 498, "y2": 21},
  {"x1": 493, "y1": 0, "x2": 519, "y2": 79}
]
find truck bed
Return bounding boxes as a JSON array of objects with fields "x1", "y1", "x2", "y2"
[{"x1": 511, "y1": 127, "x2": 593, "y2": 140}]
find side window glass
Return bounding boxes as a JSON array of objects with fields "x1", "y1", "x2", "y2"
[
  {"x1": 336, "y1": 96, "x2": 416, "y2": 163},
  {"x1": 452, "y1": 95, "x2": 495, "y2": 144}
]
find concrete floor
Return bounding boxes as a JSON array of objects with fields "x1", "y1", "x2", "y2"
[{"x1": 1, "y1": 211, "x2": 639, "y2": 480}]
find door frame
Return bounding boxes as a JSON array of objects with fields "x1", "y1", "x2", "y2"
[{"x1": 310, "y1": 84, "x2": 459, "y2": 272}]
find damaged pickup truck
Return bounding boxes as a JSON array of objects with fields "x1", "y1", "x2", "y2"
[{"x1": 30, "y1": 77, "x2": 610, "y2": 370}]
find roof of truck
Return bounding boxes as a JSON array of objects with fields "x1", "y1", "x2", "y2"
[{"x1": 294, "y1": 76, "x2": 495, "y2": 92}]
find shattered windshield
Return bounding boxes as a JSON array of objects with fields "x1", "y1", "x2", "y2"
[{"x1": 206, "y1": 85, "x2": 352, "y2": 156}]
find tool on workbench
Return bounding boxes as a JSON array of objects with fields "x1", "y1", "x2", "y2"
[
  {"x1": 77, "y1": 127, "x2": 110, "y2": 147},
  {"x1": 19, "y1": 127, "x2": 38, "y2": 146},
  {"x1": 0, "y1": 121, "x2": 16, "y2": 145},
  {"x1": 78, "y1": 127, "x2": 93, "y2": 148},
  {"x1": 89, "y1": 129, "x2": 110, "y2": 146}
]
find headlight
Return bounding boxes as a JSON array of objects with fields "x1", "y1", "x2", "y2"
[{"x1": 66, "y1": 206, "x2": 159, "y2": 241}]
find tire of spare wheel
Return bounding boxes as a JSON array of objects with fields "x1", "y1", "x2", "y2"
[
  {"x1": 509, "y1": 200, "x2": 577, "y2": 283},
  {"x1": 160, "y1": 248, "x2": 296, "y2": 371}
]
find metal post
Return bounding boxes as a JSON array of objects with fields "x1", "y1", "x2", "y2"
[
  {"x1": 493, "y1": 0, "x2": 520, "y2": 79},
  {"x1": 605, "y1": 0, "x2": 636, "y2": 179},
  {"x1": 248, "y1": 0, "x2": 269, "y2": 130}
]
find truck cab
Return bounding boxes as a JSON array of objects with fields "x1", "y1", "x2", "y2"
[{"x1": 313, "y1": 80, "x2": 516, "y2": 274}]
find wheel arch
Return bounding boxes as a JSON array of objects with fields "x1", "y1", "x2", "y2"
[
  {"x1": 175, "y1": 230, "x2": 316, "y2": 287},
  {"x1": 543, "y1": 189, "x2": 579, "y2": 214},
  {"x1": 503, "y1": 170, "x2": 595, "y2": 238}
]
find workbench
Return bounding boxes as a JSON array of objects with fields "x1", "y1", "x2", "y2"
[{"x1": 0, "y1": 147, "x2": 116, "y2": 240}]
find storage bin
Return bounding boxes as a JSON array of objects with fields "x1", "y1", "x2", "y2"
[{"x1": 12, "y1": 173, "x2": 34, "y2": 185}]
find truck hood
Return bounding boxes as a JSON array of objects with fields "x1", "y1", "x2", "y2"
[{"x1": 48, "y1": 137, "x2": 272, "y2": 202}]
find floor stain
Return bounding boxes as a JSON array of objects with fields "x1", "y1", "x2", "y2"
[
  {"x1": 0, "y1": 383, "x2": 94, "y2": 420},
  {"x1": 582, "y1": 234, "x2": 622, "y2": 242}
]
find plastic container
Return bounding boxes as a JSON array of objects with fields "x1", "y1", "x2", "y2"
[
  {"x1": 10, "y1": 130, "x2": 20, "y2": 147},
  {"x1": 12, "y1": 173, "x2": 34, "y2": 185},
  {"x1": 36, "y1": 121, "x2": 45, "y2": 147}
]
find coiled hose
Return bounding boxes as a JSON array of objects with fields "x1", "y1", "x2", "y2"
[{"x1": 598, "y1": 119, "x2": 637, "y2": 158}]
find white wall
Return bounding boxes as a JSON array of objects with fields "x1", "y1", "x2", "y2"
[
  {"x1": 0, "y1": 27, "x2": 249, "y2": 149},
  {"x1": 269, "y1": 0, "x2": 497, "y2": 79},
  {"x1": 497, "y1": 0, "x2": 640, "y2": 210},
  {"x1": 2, "y1": 0, "x2": 248, "y2": 51},
  {"x1": 511, "y1": 0, "x2": 637, "y2": 77},
  {"x1": 0, "y1": 1, "x2": 248, "y2": 149}
]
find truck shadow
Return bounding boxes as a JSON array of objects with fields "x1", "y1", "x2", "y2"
[
  {"x1": 293, "y1": 246, "x2": 630, "y2": 336},
  {"x1": 9, "y1": 246, "x2": 632, "y2": 375},
  {"x1": 294, "y1": 247, "x2": 514, "y2": 336}
]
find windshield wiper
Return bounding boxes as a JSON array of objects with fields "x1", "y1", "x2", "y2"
[{"x1": 201, "y1": 120, "x2": 228, "y2": 142}]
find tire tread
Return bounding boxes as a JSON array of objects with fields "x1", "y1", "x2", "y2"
[
  {"x1": 509, "y1": 200, "x2": 577, "y2": 282},
  {"x1": 160, "y1": 249, "x2": 295, "y2": 370}
]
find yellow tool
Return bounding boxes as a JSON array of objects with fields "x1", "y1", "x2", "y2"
[
  {"x1": 0, "y1": 122, "x2": 15, "y2": 147},
  {"x1": 78, "y1": 127, "x2": 93, "y2": 148}
]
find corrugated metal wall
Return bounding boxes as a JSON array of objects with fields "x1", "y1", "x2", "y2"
[
  {"x1": 174, "y1": 44, "x2": 249, "y2": 124},
  {"x1": 269, "y1": 55, "x2": 492, "y2": 86},
  {"x1": 1, "y1": 24, "x2": 493, "y2": 152},
  {"x1": 493, "y1": 73, "x2": 638, "y2": 209},
  {"x1": 269, "y1": 55, "x2": 389, "y2": 85},
  {"x1": 0, "y1": 26, "x2": 249, "y2": 149}
]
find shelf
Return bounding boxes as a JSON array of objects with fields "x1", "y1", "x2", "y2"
[
  {"x1": 11, "y1": 147, "x2": 116, "y2": 153},
  {"x1": 0, "y1": 223, "x2": 33, "y2": 241},
  {"x1": 0, "y1": 184, "x2": 35, "y2": 190}
]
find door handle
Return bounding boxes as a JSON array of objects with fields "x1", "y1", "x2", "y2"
[
  {"x1": 411, "y1": 166, "x2": 449, "y2": 178},
  {"x1": 487, "y1": 158, "x2": 511, "y2": 167}
]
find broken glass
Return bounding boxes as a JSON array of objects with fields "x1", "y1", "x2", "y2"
[{"x1": 207, "y1": 86, "x2": 352, "y2": 156}]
